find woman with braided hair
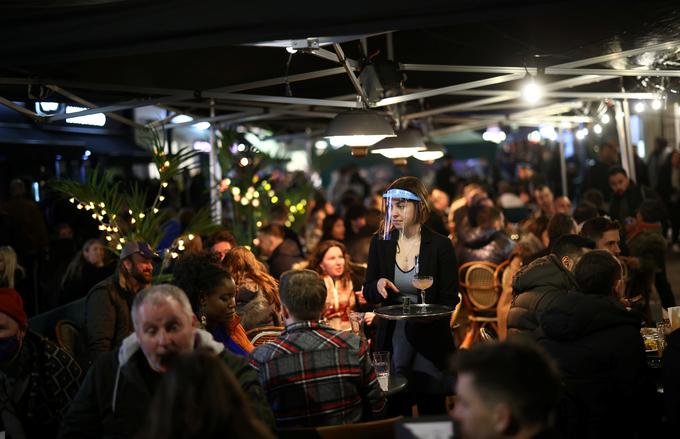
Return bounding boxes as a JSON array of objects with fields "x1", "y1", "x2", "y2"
[{"x1": 172, "y1": 251, "x2": 253, "y2": 356}]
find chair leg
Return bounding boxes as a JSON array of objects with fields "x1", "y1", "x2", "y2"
[{"x1": 461, "y1": 321, "x2": 479, "y2": 349}]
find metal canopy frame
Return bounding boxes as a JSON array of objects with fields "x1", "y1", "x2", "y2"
[{"x1": 0, "y1": 37, "x2": 678, "y2": 133}]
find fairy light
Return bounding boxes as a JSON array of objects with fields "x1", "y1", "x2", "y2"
[
  {"x1": 162, "y1": 182, "x2": 169, "y2": 188},
  {"x1": 77, "y1": 204, "x2": 83, "y2": 210},
  {"x1": 91, "y1": 213, "x2": 97, "y2": 219},
  {"x1": 232, "y1": 187, "x2": 241, "y2": 196},
  {"x1": 285, "y1": 221, "x2": 292, "y2": 227},
  {"x1": 154, "y1": 208, "x2": 159, "y2": 214},
  {"x1": 253, "y1": 191, "x2": 260, "y2": 199},
  {"x1": 139, "y1": 213, "x2": 145, "y2": 218},
  {"x1": 256, "y1": 221, "x2": 263, "y2": 228},
  {"x1": 69, "y1": 197, "x2": 75, "y2": 203},
  {"x1": 131, "y1": 218, "x2": 136, "y2": 224},
  {"x1": 106, "y1": 235, "x2": 112, "y2": 241},
  {"x1": 113, "y1": 227, "x2": 118, "y2": 233},
  {"x1": 240, "y1": 197, "x2": 249, "y2": 206},
  {"x1": 285, "y1": 199, "x2": 291, "y2": 206},
  {"x1": 271, "y1": 196, "x2": 279, "y2": 204},
  {"x1": 290, "y1": 206, "x2": 297, "y2": 213},
  {"x1": 120, "y1": 237, "x2": 126, "y2": 243},
  {"x1": 171, "y1": 252, "x2": 179, "y2": 259},
  {"x1": 288, "y1": 215, "x2": 295, "y2": 222},
  {"x1": 163, "y1": 160, "x2": 170, "y2": 168},
  {"x1": 234, "y1": 194, "x2": 241, "y2": 202},
  {"x1": 267, "y1": 190, "x2": 275, "y2": 197},
  {"x1": 101, "y1": 210, "x2": 107, "y2": 215},
  {"x1": 252, "y1": 175, "x2": 259, "y2": 183},
  {"x1": 159, "y1": 195, "x2": 165, "y2": 202},
  {"x1": 116, "y1": 244, "x2": 123, "y2": 250},
  {"x1": 99, "y1": 202, "x2": 105, "y2": 208},
  {"x1": 98, "y1": 225, "x2": 106, "y2": 231},
  {"x1": 188, "y1": 234, "x2": 195, "y2": 240},
  {"x1": 129, "y1": 209, "x2": 133, "y2": 215},
  {"x1": 252, "y1": 199, "x2": 260, "y2": 207}
]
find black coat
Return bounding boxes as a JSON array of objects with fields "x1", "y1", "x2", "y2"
[
  {"x1": 537, "y1": 292, "x2": 654, "y2": 439},
  {"x1": 662, "y1": 328, "x2": 680, "y2": 430},
  {"x1": 363, "y1": 227, "x2": 458, "y2": 371},
  {"x1": 508, "y1": 255, "x2": 579, "y2": 340},
  {"x1": 267, "y1": 238, "x2": 305, "y2": 280},
  {"x1": 609, "y1": 183, "x2": 657, "y2": 223},
  {"x1": 455, "y1": 227, "x2": 515, "y2": 265}
]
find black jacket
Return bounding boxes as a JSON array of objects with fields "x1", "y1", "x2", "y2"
[
  {"x1": 59, "y1": 330, "x2": 274, "y2": 439},
  {"x1": 508, "y1": 255, "x2": 579, "y2": 340},
  {"x1": 537, "y1": 293, "x2": 653, "y2": 439},
  {"x1": 455, "y1": 227, "x2": 515, "y2": 265},
  {"x1": 363, "y1": 227, "x2": 458, "y2": 371},
  {"x1": 609, "y1": 183, "x2": 656, "y2": 223},
  {"x1": 267, "y1": 238, "x2": 305, "y2": 280},
  {"x1": 663, "y1": 329, "x2": 680, "y2": 430}
]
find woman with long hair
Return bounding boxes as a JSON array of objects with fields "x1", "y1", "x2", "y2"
[
  {"x1": 173, "y1": 252, "x2": 253, "y2": 356},
  {"x1": 0, "y1": 246, "x2": 25, "y2": 289},
  {"x1": 60, "y1": 239, "x2": 113, "y2": 304},
  {"x1": 138, "y1": 351, "x2": 274, "y2": 439},
  {"x1": 363, "y1": 176, "x2": 458, "y2": 416},
  {"x1": 307, "y1": 240, "x2": 356, "y2": 330},
  {"x1": 222, "y1": 247, "x2": 282, "y2": 331}
]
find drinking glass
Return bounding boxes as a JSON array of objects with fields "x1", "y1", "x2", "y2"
[
  {"x1": 372, "y1": 351, "x2": 391, "y2": 391},
  {"x1": 349, "y1": 311, "x2": 365, "y2": 337},
  {"x1": 412, "y1": 275, "x2": 433, "y2": 304}
]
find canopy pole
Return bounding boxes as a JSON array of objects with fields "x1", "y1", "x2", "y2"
[
  {"x1": 209, "y1": 99, "x2": 222, "y2": 224},
  {"x1": 621, "y1": 98, "x2": 637, "y2": 183},
  {"x1": 558, "y1": 128, "x2": 568, "y2": 198}
]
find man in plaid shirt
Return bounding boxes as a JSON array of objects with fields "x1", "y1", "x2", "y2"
[{"x1": 249, "y1": 269, "x2": 386, "y2": 428}]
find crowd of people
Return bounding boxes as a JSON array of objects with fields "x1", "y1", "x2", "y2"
[{"x1": 0, "y1": 137, "x2": 679, "y2": 438}]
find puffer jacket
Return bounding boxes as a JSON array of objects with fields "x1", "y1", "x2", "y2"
[
  {"x1": 537, "y1": 292, "x2": 653, "y2": 439},
  {"x1": 455, "y1": 227, "x2": 515, "y2": 265},
  {"x1": 59, "y1": 330, "x2": 275, "y2": 439},
  {"x1": 507, "y1": 254, "x2": 579, "y2": 339}
]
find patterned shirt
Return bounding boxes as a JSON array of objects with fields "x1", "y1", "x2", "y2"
[{"x1": 249, "y1": 321, "x2": 386, "y2": 428}]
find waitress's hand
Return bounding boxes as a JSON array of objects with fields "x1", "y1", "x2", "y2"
[{"x1": 377, "y1": 278, "x2": 399, "y2": 298}]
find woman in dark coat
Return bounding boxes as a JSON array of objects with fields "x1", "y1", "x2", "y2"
[{"x1": 363, "y1": 176, "x2": 458, "y2": 415}]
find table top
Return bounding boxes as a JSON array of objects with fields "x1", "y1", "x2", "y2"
[{"x1": 374, "y1": 304, "x2": 454, "y2": 321}]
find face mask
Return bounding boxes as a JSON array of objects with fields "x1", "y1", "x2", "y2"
[{"x1": 0, "y1": 335, "x2": 20, "y2": 363}]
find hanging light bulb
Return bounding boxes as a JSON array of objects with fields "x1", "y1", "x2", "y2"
[
  {"x1": 593, "y1": 124, "x2": 603, "y2": 135},
  {"x1": 652, "y1": 99, "x2": 663, "y2": 111},
  {"x1": 522, "y1": 76, "x2": 542, "y2": 104},
  {"x1": 601, "y1": 113, "x2": 610, "y2": 124},
  {"x1": 634, "y1": 102, "x2": 646, "y2": 113}
]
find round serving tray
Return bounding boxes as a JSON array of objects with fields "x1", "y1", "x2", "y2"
[{"x1": 374, "y1": 304, "x2": 454, "y2": 321}]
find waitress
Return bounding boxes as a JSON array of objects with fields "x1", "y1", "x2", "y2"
[{"x1": 363, "y1": 176, "x2": 458, "y2": 415}]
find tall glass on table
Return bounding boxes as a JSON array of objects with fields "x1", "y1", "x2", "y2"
[{"x1": 372, "y1": 351, "x2": 391, "y2": 391}]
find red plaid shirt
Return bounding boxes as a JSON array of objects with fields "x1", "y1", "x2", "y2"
[{"x1": 249, "y1": 321, "x2": 386, "y2": 428}]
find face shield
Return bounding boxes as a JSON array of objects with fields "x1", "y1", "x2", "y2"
[{"x1": 381, "y1": 188, "x2": 422, "y2": 240}]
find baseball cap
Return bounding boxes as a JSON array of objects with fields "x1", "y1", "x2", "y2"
[{"x1": 119, "y1": 241, "x2": 160, "y2": 261}]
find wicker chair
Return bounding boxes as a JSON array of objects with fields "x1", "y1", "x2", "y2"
[
  {"x1": 458, "y1": 261, "x2": 500, "y2": 348},
  {"x1": 246, "y1": 325, "x2": 284, "y2": 347}
]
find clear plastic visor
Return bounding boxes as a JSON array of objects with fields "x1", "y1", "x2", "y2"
[{"x1": 381, "y1": 189, "x2": 421, "y2": 240}]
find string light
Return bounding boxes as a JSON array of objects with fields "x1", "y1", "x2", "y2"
[
  {"x1": 171, "y1": 252, "x2": 179, "y2": 259},
  {"x1": 162, "y1": 182, "x2": 169, "y2": 188},
  {"x1": 69, "y1": 198, "x2": 75, "y2": 203},
  {"x1": 116, "y1": 244, "x2": 123, "y2": 250},
  {"x1": 256, "y1": 221, "x2": 263, "y2": 228},
  {"x1": 252, "y1": 199, "x2": 260, "y2": 207},
  {"x1": 131, "y1": 218, "x2": 136, "y2": 224},
  {"x1": 271, "y1": 196, "x2": 279, "y2": 203},
  {"x1": 139, "y1": 213, "x2": 145, "y2": 218},
  {"x1": 159, "y1": 195, "x2": 165, "y2": 202},
  {"x1": 106, "y1": 235, "x2": 112, "y2": 241},
  {"x1": 188, "y1": 234, "x2": 195, "y2": 240}
]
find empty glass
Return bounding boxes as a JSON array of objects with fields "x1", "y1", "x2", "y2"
[{"x1": 372, "y1": 351, "x2": 391, "y2": 391}]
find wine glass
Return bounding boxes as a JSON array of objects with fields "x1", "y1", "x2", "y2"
[{"x1": 412, "y1": 275, "x2": 433, "y2": 305}]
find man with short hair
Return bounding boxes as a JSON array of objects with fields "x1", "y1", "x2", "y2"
[
  {"x1": 508, "y1": 234, "x2": 595, "y2": 339},
  {"x1": 0, "y1": 288, "x2": 81, "y2": 439},
  {"x1": 452, "y1": 342, "x2": 561, "y2": 439},
  {"x1": 60, "y1": 284, "x2": 274, "y2": 438},
  {"x1": 250, "y1": 269, "x2": 385, "y2": 428},
  {"x1": 579, "y1": 216, "x2": 622, "y2": 256},
  {"x1": 537, "y1": 251, "x2": 654, "y2": 438},
  {"x1": 207, "y1": 229, "x2": 237, "y2": 261},
  {"x1": 84, "y1": 241, "x2": 159, "y2": 362},
  {"x1": 257, "y1": 224, "x2": 304, "y2": 279},
  {"x1": 532, "y1": 184, "x2": 555, "y2": 219},
  {"x1": 583, "y1": 142, "x2": 619, "y2": 199},
  {"x1": 553, "y1": 196, "x2": 572, "y2": 215},
  {"x1": 608, "y1": 166, "x2": 657, "y2": 223}
]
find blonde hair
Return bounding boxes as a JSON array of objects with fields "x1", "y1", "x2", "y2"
[{"x1": 0, "y1": 246, "x2": 24, "y2": 289}]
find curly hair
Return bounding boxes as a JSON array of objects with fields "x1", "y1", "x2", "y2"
[
  {"x1": 307, "y1": 240, "x2": 352, "y2": 287},
  {"x1": 222, "y1": 247, "x2": 281, "y2": 313},
  {"x1": 172, "y1": 251, "x2": 230, "y2": 315}
]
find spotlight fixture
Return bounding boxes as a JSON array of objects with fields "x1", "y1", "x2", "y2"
[
  {"x1": 413, "y1": 141, "x2": 446, "y2": 162},
  {"x1": 325, "y1": 109, "x2": 396, "y2": 157},
  {"x1": 371, "y1": 128, "x2": 426, "y2": 165}
]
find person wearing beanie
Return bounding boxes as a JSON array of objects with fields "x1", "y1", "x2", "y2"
[
  {"x1": 83, "y1": 241, "x2": 159, "y2": 364},
  {"x1": 0, "y1": 288, "x2": 81, "y2": 439}
]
